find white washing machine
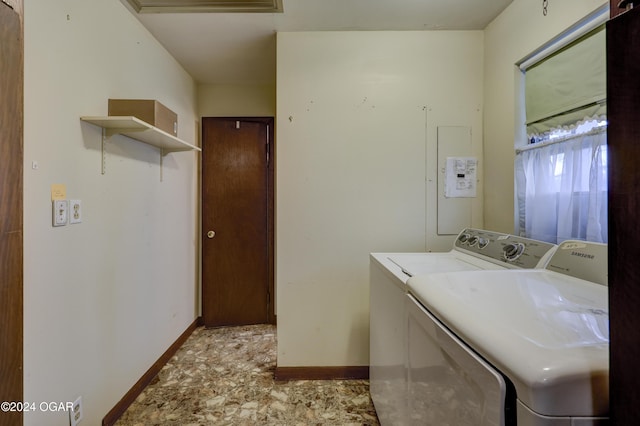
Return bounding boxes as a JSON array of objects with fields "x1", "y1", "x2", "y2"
[
  {"x1": 369, "y1": 229, "x2": 557, "y2": 425},
  {"x1": 406, "y1": 240, "x2": 608, "y2": 425}
]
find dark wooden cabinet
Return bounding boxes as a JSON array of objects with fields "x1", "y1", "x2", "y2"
[{"x1": 607, "y1": 5, "x2": 640, "y2": 424}]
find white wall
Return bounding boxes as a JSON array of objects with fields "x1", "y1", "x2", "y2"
[
  {"x1": 23, "y1": 1, "x2": 199, "y2": 425},
  {"x1": 198, "y1": 84, "x2": 275, "y2": 117},
  {"x1": 482, "y1": 0, "x2": 607, "y2": 232},
  {"x1": 276, "y1": 31, "x2": 484, "y2": 367}
]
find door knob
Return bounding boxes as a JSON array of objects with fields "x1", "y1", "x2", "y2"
[{"x1": 207, "y1": 230, "x2": 216, "y2": 239}]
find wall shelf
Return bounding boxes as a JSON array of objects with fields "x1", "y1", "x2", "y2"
[
  {"x1": 81, "y1": 116, "x2": 200, "y2": 152},
  {"x1": 80, "y1": 116, "x2": 201, "y2": 179}
]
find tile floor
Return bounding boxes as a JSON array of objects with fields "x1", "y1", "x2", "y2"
[{"x1": 116, "y1": 324, "x2": 380, "y2": 425}]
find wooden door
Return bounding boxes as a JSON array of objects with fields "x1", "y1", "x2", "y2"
[
  {"x1": 201, "y1": 117, "x2": 274, "y2": 327},
  {"x1": 0, "y1": 1, "x2": 23, "y2": 424}
]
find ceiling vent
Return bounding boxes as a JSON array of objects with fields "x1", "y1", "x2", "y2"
[{"x1": 125, "y1": 0, "x2": 284, "y2": 13}]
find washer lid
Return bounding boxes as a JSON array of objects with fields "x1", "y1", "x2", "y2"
[
  {"x1": 388, "y1": 252, "x2": 500, "y2": 277},
  {"x1": 407, "y1": 269, "x2": 609, "y2": 417},
  {"x1": 371, "y1": 252, "x2": 469, "y2": 289}
]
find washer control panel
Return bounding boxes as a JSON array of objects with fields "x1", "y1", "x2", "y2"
[{"x1": 454, "y1": 228, "x2": 557, "y2": 269}]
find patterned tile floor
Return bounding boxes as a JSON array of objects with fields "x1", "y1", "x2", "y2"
[{"x1": 116, "y1": 324, "x2": 380, "y2": 425}]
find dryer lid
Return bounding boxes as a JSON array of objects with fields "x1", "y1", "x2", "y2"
[{"x1": 408, "y1": 268, "x2": 609, "y2": 417}]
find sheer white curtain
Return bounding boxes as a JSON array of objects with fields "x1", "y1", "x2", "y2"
[{"x1": 515, "y1": 128, "x2": 607, "y2": 244}]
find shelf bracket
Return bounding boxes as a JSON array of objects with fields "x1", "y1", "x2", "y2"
[
  {"x1": 101, "y1": 128, "x2": 128, "y2": 175},
  {"x1": 101, "y1": 128, "x2": 167, "y2": 181},
  {"x1": 101, "y1": 128, "x2": 108, "y2": 175},
  {"x1": 160, "y1": 148, "x2": 164, "y2": 182}
]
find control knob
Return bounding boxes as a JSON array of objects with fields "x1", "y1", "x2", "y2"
[
  {"x1": 457, "y1": 233, "x2": 471, "y2": 244},
  {"x1": 503, "y1": 242, "x2": 525, "y2": 261}
]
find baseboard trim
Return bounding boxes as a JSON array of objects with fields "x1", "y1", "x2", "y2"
[
  {"x1": 102, "y1": 317, "x2": 201, "y2": 426},
  {"x1": 274, "y1": 365, "x2": 369, "y2": 381}
]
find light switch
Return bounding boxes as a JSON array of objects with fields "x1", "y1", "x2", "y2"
[
  {"x1": 69, "y1": 200, "x2": 82, "y2": 224},
  {"x1": 53, "y1": 200, "x2": 68, "y2": 227}
]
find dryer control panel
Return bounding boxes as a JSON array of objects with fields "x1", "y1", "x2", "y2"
[{"x1": 454, "y1": 228, "x2": 557, "y2": 269}]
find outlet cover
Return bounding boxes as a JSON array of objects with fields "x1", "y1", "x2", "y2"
[
  {"x1": 69, "y1": 200, "x2": 82, "y2": 224},
  {"x1": 69, "y1": 396, "x2": 83, "y2": 426}
]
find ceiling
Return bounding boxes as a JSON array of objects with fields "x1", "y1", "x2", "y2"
[{"x1": 123, "y1": 0, "x2": 514, "y2": 86}]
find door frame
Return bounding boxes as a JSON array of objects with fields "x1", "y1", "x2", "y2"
[
  {"x1": 200, "y1": 117, "x2": 276, "y2": 325},
  {"x1": 0, "y1": 0, "x2": 24, "y2": 421}
]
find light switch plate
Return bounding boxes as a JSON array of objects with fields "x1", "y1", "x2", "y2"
[
  {"x1": 53, "y1": 200, "x2": 68, "y2": 227},
  {"x1": 69, "y1": 199, "x2": 82, "y2": 224}
]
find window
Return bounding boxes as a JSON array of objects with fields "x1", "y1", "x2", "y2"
[
  {"x1": 515, "y1": 129, "x2": 607, "y2": 244},
  {"x1": 515, "y1": 11, "x2": 608, "y2": 244}
]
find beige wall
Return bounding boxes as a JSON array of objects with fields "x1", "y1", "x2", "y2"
[
  {"x1": 276, "y1": 31, "x2": 484, "y2": 367},
  {"x1": 198, "y1": 84, "x2": 275, "y2": 117},
  {"x1": 482, "y1": 0, "x2": 608, "y2": 232},
  {"x1": 23, "y1": 1, "x2": 199, "y2": 424},
  {"x1": 20, "y1": 2, "x2": 613, "y2": 418}
]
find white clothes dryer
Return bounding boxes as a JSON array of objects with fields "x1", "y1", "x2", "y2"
[
  {"x1": 406, "y1": 240, "x2": 608, "y2": 425},
  {"x1": 369, "y1": 229, "x2": 557, "y2": 425}
]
